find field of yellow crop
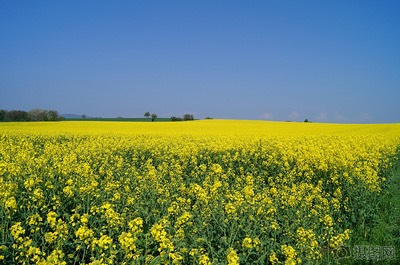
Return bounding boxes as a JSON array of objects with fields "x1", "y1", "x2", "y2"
[{"x1": 1, "y1": 120, "x2": 399, "y2": 264}]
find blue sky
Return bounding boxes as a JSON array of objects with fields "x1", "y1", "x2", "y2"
[{"x1": 1, "y1": 1, "x2": 399, "y2": 123}]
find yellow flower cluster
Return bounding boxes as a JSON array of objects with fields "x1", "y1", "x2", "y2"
[
  {"x1": 0, "y1": 120, "x2": 399, "y2": 264},
  {"x1": 281, "y1": 244, "x2": 301, "y2": 265},
  {"x1": 226, "y1": 247, "x2": 239, "y2": 265}
]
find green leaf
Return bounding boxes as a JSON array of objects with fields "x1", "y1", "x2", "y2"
[{"x1": 148, "y1": 256, "x2": 161, "y2": 265}]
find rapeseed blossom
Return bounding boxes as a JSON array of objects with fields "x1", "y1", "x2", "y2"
[
  {"x1": 0, "y1": 120, "x2": 399, "y2": 264},
  {"x1": 226, "y1": 248, "x2": 239, "y2": 265}
]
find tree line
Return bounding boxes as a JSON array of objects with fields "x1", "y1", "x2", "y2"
[
  {"x1": 0, "y1": 109, "x2": 64, "y2": 122},
  {"x1": 144, "y1": 112, "x2": 195, "y2": 122},
  {"x1": 170, "y1": 113, "x2": 194, "y2": 121}
]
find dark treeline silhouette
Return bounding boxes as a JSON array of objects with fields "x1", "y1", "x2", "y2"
[
  {"x1": 0, "y1": 109, "x2": 64, "y2": 122},
  {"x1": 171, "y1": 113, "x2": 194, "y2": 122}
]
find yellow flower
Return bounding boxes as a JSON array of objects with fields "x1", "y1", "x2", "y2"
[
  {"x1": 128, "y1": 217, "x2": 143, "y2": 234},
  {"x1": 199, "y1": 254, "x2": 211, "y2": 265},
  {"x1": 227, "y1": 248, "x2": 239, "y2": 265},
  {"x1": 271, "y1": 221, "x2": 279, "y2": 230},
  {"x1": 225, "y1": 203, "x2": 236, "y2": 215},
  {"x1": 169, "y1": 252, "x2": 183, "y2": 264},
  {"x1": 281, "y1": 244, "x2": 301, "y2": 265},
  {"x1": 41, "y1": 249, "x2": 66, "y2": 265},
  {"x1": 81, "y1": 214, "x2": 90, "y2": 224},
  {"x1": 27, "y1": 213, "x2": 43, "y2": 226},
  {"x1": 322, "y1": 214, "x2": 333, "y2": 227},
  {"x1": 75, "y1": 225, "x2": 94, "y2": 244},
  {"x1": 175, "y1": 212, "x2": 192, "y2": 227},
  {"x1": 2, "y1": 118, "x2": 400, "y2": 264},
  {"x1": 45, "y1": 232, "x2": 57, "y2": 243},
  {"x1": 150, "y1": 223, "x2": 167, "y2": 242},
  {"x1": 10, "y1": 222, "x2": 25, "y2": 243},
  {"x1": 0, "y1": 245, "x2": 7, "y2": 261},
  {"x1": 5, "y1": 197, "x2": 17, "y2": 212},
  {"x1": 242, "y1": 237, "x2": 253, "y2": 249},
  {"x1": 269, "y1": 251, "x2": 279, "y2": 264},
  {"x1": 118, "y1": 232, "x2": 136, "y2": 252},
  {"x1": 63, "y1": 185, "x2": 74, "y2": 197},
  {"x1": 93, "y1": 235, "x2": 113, "y2": 250},
  {"x1": 33, "y1": 188, "x2": 44, "y2": 201},
  {"x1": 47, "y1": 211, "x2": 57, "y2": 228}
]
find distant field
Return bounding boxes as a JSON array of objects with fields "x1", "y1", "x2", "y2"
[
  {"x1": 65, "y1": 117, "x2": 172, "y2": 122},
  {"x1": 1, "y1": 120, "x2": 399, "y2": 264}
]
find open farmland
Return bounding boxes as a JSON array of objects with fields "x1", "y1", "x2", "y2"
[{"x1": 1, "y1": 120, "x2": 399, "y2": 264}]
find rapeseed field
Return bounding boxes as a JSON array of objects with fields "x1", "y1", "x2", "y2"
[{"x1": 1, "y1": 120, "x2": 399, "y2": 264}]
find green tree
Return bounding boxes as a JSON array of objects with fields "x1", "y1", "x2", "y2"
[
  {"x1": 183, "y1": 114, "x2": 194, "y2": 121},
  {"x1": 151, "y1": 113, "x2": 157, "y2": 122},
  {"x1": 5, "y1": 110, "x2": 29, "y2": 121},
  {"x1": 28, "y1": 109, "x2": 47, "y2": 121},
  {"x1": 0, "y1": 109, "x2": 6, "y2": 121},
  {"x1": 47, "y1": 110, "x2": 60, "y2": 121},
  {"x1": 144, "y1": 112, "x2": 150, "y2": 118},
  {"x1": 171, "y1": 116, "x2": 182, "y2": 121},
  {"x1": 2, "y1": 109, "x2": 63, "y2": 122}
]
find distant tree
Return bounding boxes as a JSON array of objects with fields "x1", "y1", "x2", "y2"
[
  {"x1": 1, "y1": 109, "x2": 63, "y2": 122},
  {"x1": 5, "y1": 110, "x2": 29, "y2": 121},
  {"x1": 304, "y1": 119, "x2": 309, "y2": 123},
  {"x1": 82, "y1": 114, "x2": 87, "y2": 119},
  {"x1": 43, "y1": 110, "x2": 49, "y2": 121},
  {"x1": 29, "y1": 109, "x2": 63, "y2": 121},
  {"x1": 29, "y1": 109, "x2": 47, "y2": 121},
  {"x1": 151, "y1": 113, "x2": 157, "y2": 122},
  {"x1": 144, "y1": 112, "x2": 150, "y2": 118},
  {"x1": 171, "y1": 116, "x2": 182, "y2": 121},
  {"x1": 47, "y1": 110, "x2": 59, "y2": 121},
  {"x1": 205, "y1": 117, "x2": 213, "y2": 120},
  {"x1": 0, "y1": 109, "x2": 6, "y2": 121},
  {"x1": 183, "y1": 114, "x2": 194, "y2": 121}
]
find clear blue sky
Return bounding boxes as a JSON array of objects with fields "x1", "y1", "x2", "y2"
[{"x1": 1, "y1": 1, "x2": 399, "y2": 123}]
